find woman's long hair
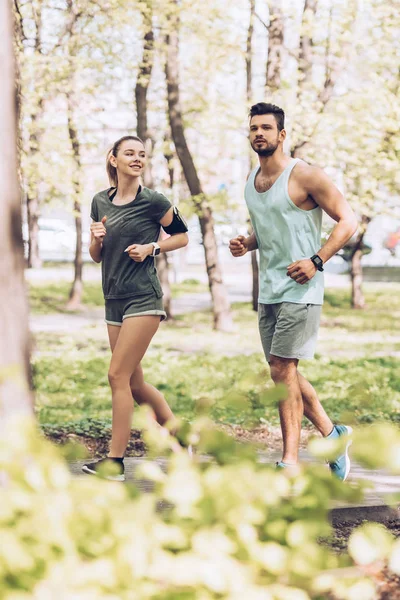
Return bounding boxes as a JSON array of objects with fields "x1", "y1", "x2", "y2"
[{"x1": 106, "y1": 135, "x2": 145, "y2": 187}]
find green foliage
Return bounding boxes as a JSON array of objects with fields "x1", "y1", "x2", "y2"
[
  {"x1": 34, "y1": 350, "x2": 400, "y2": 432},
  {"x1": 1, "y1": 414, "x2": 392, "y2": 599},
  {"x1": 31, "y1": 284, "x2": 400, "y2": 434}
]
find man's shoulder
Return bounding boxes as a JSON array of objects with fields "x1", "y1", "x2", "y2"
[{"x1": 292, "y1": 160, "x2": 327, "y2": 188}]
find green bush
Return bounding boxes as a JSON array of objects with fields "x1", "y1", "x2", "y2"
[{"x1": 1, "y1": 415, "x2": 400, "y2": 599}]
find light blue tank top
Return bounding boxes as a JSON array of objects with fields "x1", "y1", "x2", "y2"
[{"x1": 245, "y1": 158, "x2": 324, "y2": 305}]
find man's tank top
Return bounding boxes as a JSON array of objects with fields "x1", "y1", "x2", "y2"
[{"x1": 245, "y1": 158, "x2": 324, "y2": 305}]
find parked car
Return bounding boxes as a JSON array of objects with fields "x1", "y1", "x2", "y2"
[{"x1": 22, "y1": 218, "x2": 90, "y2": 263}]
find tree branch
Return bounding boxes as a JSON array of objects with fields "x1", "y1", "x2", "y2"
[
  {"x1": 254, "y1": 11, "x2": 268, "y2": 30},
  {"x1": 13, "y1": 0, "x2": 27, "y2": 44}
]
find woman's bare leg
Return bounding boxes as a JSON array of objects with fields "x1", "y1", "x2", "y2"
[
  {"x1": 107, "y1": 317, "x2": 160, "y2": 457},
  {"x1": 129, "y1": 365, "x2": 175, "y2": 425},
  {"x1": 107, "y1": 324, "x2": 175, "y2": 427}
]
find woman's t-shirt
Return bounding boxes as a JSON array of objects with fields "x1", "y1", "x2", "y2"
[{"x1": 90, "y1": 186, "x2": 172, "y2": 300}]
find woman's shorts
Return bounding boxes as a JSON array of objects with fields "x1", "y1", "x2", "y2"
[{"x1": 105, "y1": 295, "x2": 167, "y2": 326}]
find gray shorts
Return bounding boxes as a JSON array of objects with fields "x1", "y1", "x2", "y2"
[
  {"x1": 105, "y1": 295, "x2": 167, "y2": 326},
  {"x1": 258, "y1": 302, "x2": 322, "y2": 361}
]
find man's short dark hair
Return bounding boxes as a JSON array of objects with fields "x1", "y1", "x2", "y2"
[{"x1": 249, "y1": 103, "x2": 285, "y2": 132}]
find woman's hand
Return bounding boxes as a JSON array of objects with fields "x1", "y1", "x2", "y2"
[
  {"x1": 124, "y1": 243, "x2": 153, "y2": 262},
  {"x1": 90, "y1": 216, "x2": 107, "y2": 244}
]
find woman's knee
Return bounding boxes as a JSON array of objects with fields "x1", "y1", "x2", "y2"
[{"x1": 108, "y1": 367, "x2": 131, "y2": 389}]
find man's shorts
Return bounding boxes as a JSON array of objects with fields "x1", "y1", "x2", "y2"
[
  {"x1": 105, "y1": 295, "x2": 167, "y2": 326},
  {"x1": 258, "y1": 302, "x2": 322, "y2": 361}
]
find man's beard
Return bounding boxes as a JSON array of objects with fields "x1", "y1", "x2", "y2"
[{"x1": 251, "y1": 139, "x2": 279, "y2": 157}]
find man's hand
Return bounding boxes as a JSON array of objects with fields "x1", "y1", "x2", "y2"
[
  {"x1": 229, "y1": 235, "x2": 248, "y2": 257},
  {"x1": 124, "y1": 243, "x2": 153, "y2": 262},
  {"x1": 90, "y1": 216, "x2": 107, "y2": 244},
  {"x1": 287, "y1": 259, "x2": 318, "y2": 285}
]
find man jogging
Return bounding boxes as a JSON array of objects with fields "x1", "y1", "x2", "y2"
[{"x1": 230, "y1": 102, "x2": 358, "y2": 480}]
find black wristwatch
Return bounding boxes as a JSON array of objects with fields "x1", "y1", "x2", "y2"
[{"x1": 310, "y1": 254, "x2": 324, "y2": 272}]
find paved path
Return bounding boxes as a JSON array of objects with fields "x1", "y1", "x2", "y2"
[
  {"x1": 29, "y1": 290, "x2": 251, "y2": 333},
  {"x1": 69, "y1": 451, "x2": 400, "y2": 520}
]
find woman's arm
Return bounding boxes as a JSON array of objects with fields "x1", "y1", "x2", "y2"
[
  {"x1": 124, "y1": 207, "x2": 188, "y2": 262},
  {"x1": 89, "y1": 217, "x2": 107, "y2": 263}
]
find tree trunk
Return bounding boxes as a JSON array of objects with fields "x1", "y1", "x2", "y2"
[
  {"x1": 246, "y1": 0, "x2": 255, "y2": 100},
  {"x1": 0, "y1": 0, "x2": 33, "y2": 423},
  {"x1": 156, "y1": 253, "x2": 172, "y2": 319},
  {"x1": 350, "y1": 221, "x2": 370, "y2": 310},
  {"x1": 250, "y1": 249, "x2": 259, "y2": 311},
  {"x1": 350, "y1": 248, "x2": 364, "y2": 309},
  {"x1": 165, "y1": 4, "x2": 233, "y2": 331},
  {"x1": 26, "y1": 115, "x2": 44, "y2": 270},
  {"x1": 135, "y1": 5, "x2": 155, "y2": 189},
  {"x1": 27, "y1": 193, "x2": 42, "y2": 268},
  {"x1": 24, "y1": 6, "x2": 44, "y2": 269},
  {"x1": 266, "y1": 0, "x2": 284, "y2": 94},
  {"x1": 297, "y1": 0, "x2": 317, "y2": 91},
  {"x1": 246, "y1": 0, "x2": 259, "y2": 312},
  {"x1": 66, "y1": 89, "x2": 83, "y2": 310},
  {"x1": 136, "y1": 4, "x2": 173, "y2": 313}
]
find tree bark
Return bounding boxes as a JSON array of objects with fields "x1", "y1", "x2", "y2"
[
  {"x1": 350, "y1": 217, "x2": 370, "y2": 310},
  {"x1": 0, "y1": 0, "x2": 33, "y2": 423},
  {"x1": 297, "y1": 0, "x2": 317, "y2": 91},
  {"x1": 23, "y1": 2, "x2": 44, "y2": 268},
  {"x1": 246, "y1": 0, "x2": 255, "y2": 100},
  {"x1": 246, "y1": 0, "x2": 259, "y2": 312},
  {"x1": 266, "y1": 0, "x2": 284, "y2": 94},
  {"x1": 165, "y1": 8, "x2": 233, "y2": 331},
  {"x1": 26, "y1": 110, "x2": 44, "y2": 269},
  {"x1": 136, "y1": 3, "x2": 173, "y2": 315},
  {"x1": 66, "y1": 85, "x2": 83, "y2": 310},
  {"x1": 350, "y1": 246, "x2": 364, "y2": 310},
  {"x1": 157, "y1": 252, "x2": 172, "y2": 319},
  {"x1": 135, "y1": 4, "x2": 155, "y2": 189},
  {"x1": 27, "y1": 191, "x2": 42, "y2": 268}
]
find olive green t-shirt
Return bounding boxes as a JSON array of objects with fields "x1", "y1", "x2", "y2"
[{"x1": 90, "y1": 186, "x2": 172, "y2": 300}]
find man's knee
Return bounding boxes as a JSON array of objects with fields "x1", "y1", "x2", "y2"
[{"x1": 269, "y1": 355, "x2": 298, "y2": 384}]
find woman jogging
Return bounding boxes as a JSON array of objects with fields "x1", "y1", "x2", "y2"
[{"x1": 82, "y1": 135, "x2": 189, "y2": 481}]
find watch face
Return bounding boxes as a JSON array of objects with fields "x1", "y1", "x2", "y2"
[
  {"x1": 155, "y1": 247, "x2": 161, "y2": 256},
  {"x1": 312, "y1": 255, "x2": 323, "y2": 270}
]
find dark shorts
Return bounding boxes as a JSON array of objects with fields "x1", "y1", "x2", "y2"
[
  {"x1": 258, "y1": 302, "x2": 322, "y2": 361},
  {"x1": 105, "y1": 295, "x2": 167, "y2": 326}
]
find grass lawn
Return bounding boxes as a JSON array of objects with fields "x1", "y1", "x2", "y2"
[
  {"x1": 31, "y1": 282, "x2": 400, "y2": 437},
  {"x1": 28, "y1": 278, "x2": 208, "y2": 314}
]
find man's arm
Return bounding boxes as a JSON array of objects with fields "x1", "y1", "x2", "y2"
[
  {"x1": 287, "y1": 166, "x2": 358, "y2": 285},
  {"x1": 229, "y1": 231, "x2": 258, "y2": 257},
  {"x1": 305, "y1": 166, "x2": 358, "y2": 263}
]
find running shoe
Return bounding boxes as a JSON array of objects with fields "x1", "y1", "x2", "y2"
[
  {"x1": 328, "y1": 425, "x2": 353, "y2": 481},
  {"x1": 82, "y1": 457, "x2": 125, "y2": 482}
]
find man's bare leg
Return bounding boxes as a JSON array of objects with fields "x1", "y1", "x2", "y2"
[
  {"x1": 269, "y1": 355, "x2": 303, "y2": 464},
  {"x1": 298, "y1": 371, "x2": 333, "y2": 437}
]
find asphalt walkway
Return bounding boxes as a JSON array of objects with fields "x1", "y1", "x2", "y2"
[{"x1": 69, "y1": 450, "x2": 400, "y2": 522}]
